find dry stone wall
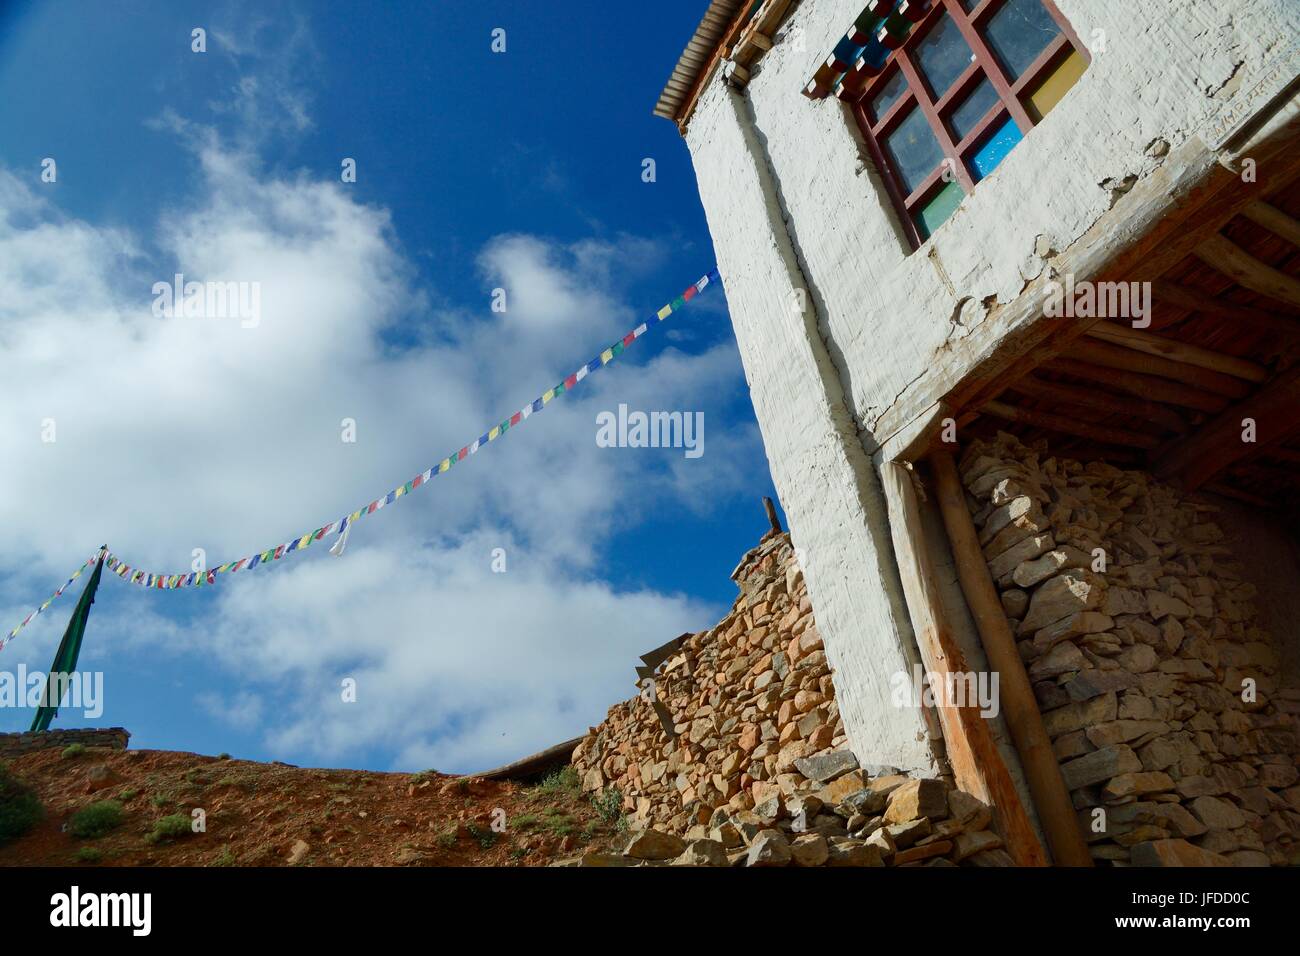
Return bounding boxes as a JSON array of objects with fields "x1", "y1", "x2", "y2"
[
  {"x1": 0, "y1": 727, "x2": 130, "y2": 758},
  {"x1": 959, "y1": 431, "x2": 1300, "y2": 866},
  {"x1": 569, "y1": 530, "x2": 1008, "y2": 867}
]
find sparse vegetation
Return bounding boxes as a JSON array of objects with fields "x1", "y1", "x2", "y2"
[
  {"x1": 118, "y1": 788, "x2": 138, "y2": 802},
  {"x1": 146, "y1": 813, "x2": 193, "y2": 843},
  {"x1": 0, "y1": 763, "x2": 43, "y2": 845},
  {"x1": 60, "y1": 743, "x2": 87, "y2": 760},
  {"x1": 435, "y1": 825, "x2": 458, "y2": 848},
  {"x1": 590, "y1": 786, "x2": 627, "y2": 830},
  {"x1": 67, "y1": 800, "x2": 125, "y2": 839},
  {"x1": 465, "y1": 822, "x2": 497, "y2": 849},
  {"x1": 210, "y1": 845, "x2": 237, "y2": 867},
  {"x1": 74, "y1": 846, "x2": 103, "y2": 863},
  {"x1": 533, "y1": 765, "x2": 580, "y2": 797}
]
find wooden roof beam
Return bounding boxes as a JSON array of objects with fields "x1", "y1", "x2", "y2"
[
  {"x1": 1046, "y1": 358, "x2": 1229, "y2": 413},
  {"x1": 1007, "y1": 374, "x2": 1189, "y2": 434},
  {"x1": 1153, "y1": 365, "x2": 1300, "y2": 491},
  {"x1": 1151, "y1": 281, "x2": 1300, "y2": 338},
  {"x1": 1072, "y1": 338, "x2": 1252, "y2": 399},
  {"x1": 1085, "y1": 321, "x2": 1268, "y2": 382},
  {"x1": 1240, "y1": 200, "x2": 1300, "y2": 248},
  {"x1": 1195, "y1": 233, "x2": 1300, "y2": 309},
  {"x1": 980, "y1": 400, "x2": 1162, "y2": 449}
]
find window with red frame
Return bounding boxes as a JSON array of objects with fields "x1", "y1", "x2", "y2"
[{"x1": 851, "y1": 0, "x2": 1090, "y2": 247}]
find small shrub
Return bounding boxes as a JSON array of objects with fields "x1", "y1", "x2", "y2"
[
  {"x1": 534, "y1": 766, "x2": 580, "y2": 797},
  {"x1": 210, "y1": 845, "x2": 237, "y2": 867},
  {"x1": 60, "y1": 743, "x2": 87, "y2": 760},
  {"x1": 74, "y1": 846, "x2": 102, "y2": 864},
  {"x1": 435, "y1": 826, "x2": 457, "y2": 849},
  {"x1": 590, "y1": 787, "x2": 625, "y2": 828},
  {"x1": 0, "y1": 763, "x2": 44, "y2": 845},
  {"x1": 217, "y1": 753, "x2": 231, "y2": 760},
  {"x1": 118, "y1": 789, "x2": 138, "y2": 802},
  {"x1": 148, "y1": 792, "x2": 172, "y2": 808},
  {"x1": 67, "y1": 800, "x2": 125, "y2": 839},
  {"x1": 465, "y1": 822, "x2": 497, "y2": 849},
  {"x1": 145, "y1": 813, "x2": 192, "y2": 844}
]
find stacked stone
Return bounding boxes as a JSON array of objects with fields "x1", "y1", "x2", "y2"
[
  {"x1": 567, "y1": 530, "x2": 1008, "y2": 866},
  {"x1": 959, "y1": 431, "x2": 1300, "y2": 867},
  {"x1": 0, "y1": 727, "x2": 130, "y2": 758}
]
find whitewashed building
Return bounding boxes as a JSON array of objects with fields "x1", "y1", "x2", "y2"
[{"x1": 657, "y1": 0, "x2": 1300, "y2": 864}]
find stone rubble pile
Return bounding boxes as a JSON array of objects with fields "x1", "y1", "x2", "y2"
[
  {"x1": 565, "y1": 530, "x2": 1008, "y2": 866},
  {"x1": 960, "y1": 431, "x2": 1300, "y2": 866}
]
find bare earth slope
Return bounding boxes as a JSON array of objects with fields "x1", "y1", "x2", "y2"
[{"x1": 0, "y1": 746, "x2": 622, "y2": 867}]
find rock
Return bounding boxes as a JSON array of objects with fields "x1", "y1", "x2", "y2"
[
  {"x1": 1145, "y1": 592, "x2": 1192, "y2": 620},
  {"x1": 789, "y1": 833, "x2": 830, "y2": 866},
  {"x1": 1060, "y1": 745, "x2": 1142, "y2": 790},
  {"x1": 83, "y1": 765, "x2": 122, "y2": 794},
  {"x1": 947, "y1": 790, "x2": 992, "y2": 830},
  {"x1": 883, "y1": 778, "x2": 949, "y2": 824},
  {"x1": 952, "y1": 830, "x2": 1002, "y2": 861},
  {"x1": 746, "y1": 829, "x2": 792, "y2": 866},
  {"x1": 794, "y1": 750, "x2": 859, "y2": 784},
  {"x1": 1029, "y1": 641, "x2": 1088, "y2": 680},
  {"x1": 1130, "y1": 838, "x2": 1230, "y2": 867},
  {"x1": 1043, "y1": 692, "x2": 1117, "y2": 737},
  {"x1": 825, "y1": 838, "x2": 884, "y2": 867},
  {"x1": 1188, "y1": 795, "x2": 1246, "y2": 831},
  {"x1": 1063, "y1": 669, "x2": 1136, "y2": 701},
  {"x1": 288, "y1": 840, "x2": 310, "y2": 865},
  {"x1": 709, "y1": 823, "x2": 742, "y2": 848},
  {"x1": 672, "y1": 839, "x2": 728, "y2": 866},
  {"x1": 1019, "y1": 570, "x2": 1106, "y2": 634},
  {"x1": 624, "y1": 829, "x2": 686, "y2": 861},
  {"x1": 893, "y1": 840, "x2": 952, "y2": 865}
]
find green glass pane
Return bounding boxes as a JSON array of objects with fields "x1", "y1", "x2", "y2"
[
  {"x1": 914, "y1": 15, "x2": 974, "y2": 97},
  {"x1": 984, "y1": 0, "x2": 1060, "y2": 79},
  {"x1": 948, "y1": 77, "x2": 1000, "y2": 141},
  {"x1": 884, "y1": 105, "x2": 944, "y2": 195},
  {"x1": 869, "y1": 68, "x2": 908, "y2": 122},
  {"x1": 915, "y1": 180, "x2": 965, "y2": 240}
]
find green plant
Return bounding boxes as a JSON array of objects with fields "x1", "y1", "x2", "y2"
[
  {"x1": 590, "y1": 786, "x2": 626, "y2": 829},
  {"x1": 148, "y1": 791, "x2": 174, "y2": 808},
  {"x1": 466, "y1": 822, "x2": 497, "y2": 849},
  {"x1": 74, "y1": 846, "x2": 102, "y2": 863},
  {"x1": 67, "y1": 800, "x2": 125, "y2": 839},
  {"x1": 210, "y1": 845, "x2": 237, "y2": 867},
  {"x1": 145, "y1": 813, "x2": 193, "y2": 844},
  {"x1": 533, "y1": 765, "x2": 580, "y2": 797},
  {"x1": 0, "y1": 763, "x2": 44, "y2": 845},
  {"x1": 117, "y1": 788, "x2": 138, "y2": 802},
  {"x1": 435, "y1": 827, "x2": 458, "y2": 849},
  {"x1": 60, "y1": 743, "x2": 87, "y2": 760},
  {"x1": 217, "y1": 753, "x2": 231, "y2": 760}
]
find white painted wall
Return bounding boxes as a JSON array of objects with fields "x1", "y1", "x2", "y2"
[{"x1": 681, "y1": 0, "x2": 1299, "y2": 775}]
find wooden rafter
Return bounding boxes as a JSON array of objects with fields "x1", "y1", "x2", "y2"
[
  {"x1": 1195, "y1": 233, "x2": 1300, "y2": 309},
  {"x1": 1240, "y1": 200, "x2": 1300, "y2": 248},
  {"x1": 1152, "y1": 365, "x2": 1300, "y2": 491},
  {"x1": 1045, "y1": 358, "x2": 1228, "y2": 413},
  {"x1": 981, "y1": 400, "x2": 1160, "y2": 449},
  {"x1": 1007, "y1": 375, "x2": 1188, "y2": 434},
  {"x1": 1084, "y1": 321, "x2": 1268, "y2": 382},
  {"x1": 1072, "y1": 339, "x2": 1251, "y2": 399},
  {"x1": 1151, "y1": 280, "x2": 1300, "y2": 339}
]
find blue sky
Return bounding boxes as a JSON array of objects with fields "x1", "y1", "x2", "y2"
[{"x1": 0, "y1": 0, "x2": 782, "y2": 772}]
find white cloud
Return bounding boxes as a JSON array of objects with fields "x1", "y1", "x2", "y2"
[{"x1": 0, "y1": 128, "x2": 761, "y2": 770}]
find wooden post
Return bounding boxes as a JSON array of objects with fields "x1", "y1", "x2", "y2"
[
  {"x1": 929, "y1": 449, "x2": 1094, "y2": 866},
  {"x1": 880, "y1": 462, "x2": 1048, "y2": 866},
  {"x1": 762, "y1": 496, "x2": 783, "y2": 534}
]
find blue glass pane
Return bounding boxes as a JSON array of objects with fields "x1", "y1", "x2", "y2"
[
  {"x1": 914, "y1": 15, "x2": 975, "y2": 97},
  {"x1": 870, "y1": 69, "x2": 908, "y2": 122},
  {"x1": 948, "y1": 77, "x2": 1000, "y2": 141},
  {"x1": 884, "y1": 105, "x2": 944, "y2": 195},
  {"x1": 970, "y1": 116, "x2": 1023, "y2": 181},
  {"x1": 984, "y1": 0, "x2": 1061, "y2": 79}
]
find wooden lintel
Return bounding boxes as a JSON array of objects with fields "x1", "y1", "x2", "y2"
[
  {"x1": 1153, "y1": 365, "x2": 1300, "y2": 490},
  {"x1": 1195, "y1": 233, "x2": 1300, "y2": 309}
]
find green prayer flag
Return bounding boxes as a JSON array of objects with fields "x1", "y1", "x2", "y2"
[{"x1": 31, "y1": 550, "x2": 105, "y2": 733}]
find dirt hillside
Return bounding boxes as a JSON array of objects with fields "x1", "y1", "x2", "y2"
[{"x1": 0, "y1": 745, "x2": 624, "y2": 867}]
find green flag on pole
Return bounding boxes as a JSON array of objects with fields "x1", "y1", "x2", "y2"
[{"x1": 30, "y1": 548, "x2": 106, "y2": 733}]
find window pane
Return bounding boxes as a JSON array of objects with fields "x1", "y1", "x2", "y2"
[
  {"x1": 1025, "y1": 48, "x2": 1087, "y2": 120},
  {"x1": 869, "y1": 69, "x2": 909, "y2": 123},
  {"x1": 915, "y1": 180, "x2": 965, "y2": 239},
  {"x1": 884, "y1": 105, "x2": 944, "y2": 195},
  {"x1": 948, "y1": 76, "x2": 999, "y2": 141},
  {"x1": 914, "y1": 15, "x2": 975, "y2": 97},
  {"x1": 969, "y1": 115, "x2": 1024, "y2": 181},
  {"x1": 984, "y1": 0, "x2": 1061, "y2": 79}
]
